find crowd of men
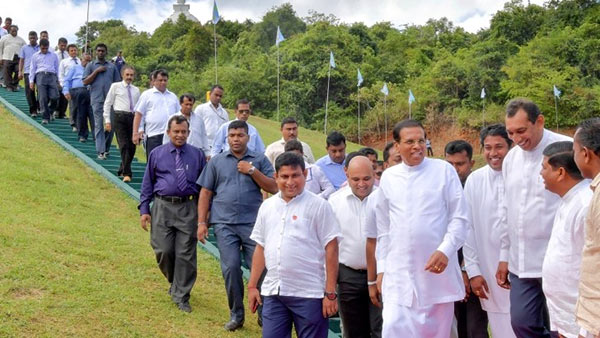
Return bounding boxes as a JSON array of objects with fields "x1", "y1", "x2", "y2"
[{"x1": 2, "y1": 19, "x2": 599, "y2": 338}]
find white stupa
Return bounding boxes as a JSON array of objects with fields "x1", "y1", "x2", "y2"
[{"x1": 168, "y1": 0, "x2": 199, "y2": 23}]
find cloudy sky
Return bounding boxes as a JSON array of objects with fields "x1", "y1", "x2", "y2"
[{"x1": 1, "y1": 0, "x2": 545, "y2": 44}]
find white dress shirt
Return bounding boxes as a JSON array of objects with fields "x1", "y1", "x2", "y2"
[
  {"x1": 0, "y1": 34, "x2": 25, "y2": 60},
  {"x1": 162, "y1": 111, "x2": 210, "y2": 154},
  {"x1": 103, "y1": 81, "x2": 141, "y2": 123},
  {"x1": 463, "y1": 165, "x2": 511, "y2": 313},
  {"x1": 0, "y1": 28, "x2": 7, "y2": 37},
  {"x1": 499, "y1": 129, "x2": 572, "y2": 278},
  {"x1": 265, "y1": 138, "x2": 316, "y2": 165},
  {"x1": 363, "y1": 188, "x2": 380, "y2": 239},
  {"x1": 329, "y1": 186, "x2": 376, "y2": 270},
  {"x1": 210, "y1": 119, "x2": 265, "y2": 157},
  {"x1": 194, "y1": 101, "x2": 229, "y2": 148},
  {"x1": 542, "y1": 180, "x2": 592, "y2": 338},
  {"x1": 134, "y1": 87, "x2": 180, "y2": 138},
  {"x1": 250, "y1": 190, "x2": 342, "y2": 299},
  {"x1": 58, "y1": 56, "x2": 81, "y2": 86},
  {"x1": 304, "y1": 162, "x2": 335, "y2": 199},
  {"x1": 376, "y1": 158, "x2": 469, "y2": 307}
]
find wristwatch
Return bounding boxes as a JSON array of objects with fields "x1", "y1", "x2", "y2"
[
  {"x1": 324, "y1": 291, "x2": 337, "y2": 301},
  {"x1": 248, "y1": 166, "x2": 256, "y2": 175}
]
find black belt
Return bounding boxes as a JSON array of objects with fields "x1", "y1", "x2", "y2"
[
  {"x1": 340, "y1": 263, "x2": 367, "y2": 274},
  {"x1": 155, "y1": 194, "x2": 197, "y2": 203},
  {"x1": 114, "y1": 110, "x2": 134, "y2": 114},
  {"x1": 37, "y1": 71, "x2": 56, "y2": 76},
  {"x1": 70, "y1": 87, "x2": 87, "y2": 92}
]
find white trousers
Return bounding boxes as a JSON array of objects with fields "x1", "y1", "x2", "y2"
[
  {"x1": 382, "y1": 301, "x2": 453, "y2": 338},
  {"x1": 487, "y1": 311, "x2": 516, "y2": 338}
]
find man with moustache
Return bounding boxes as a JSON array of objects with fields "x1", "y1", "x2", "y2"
[
  {"x1": 210, "y1": 99, "x2": 265, "y2": 157},
  {"x1": 316, "y1": 131, "x2": 348, "y2": 190},
  {"x1": 162, "y1": 94, "x2": 210, "y2": 155}
]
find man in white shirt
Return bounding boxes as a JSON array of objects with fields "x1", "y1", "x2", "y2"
[
  {"x1": 496, "y1": 98, "x2": 571, "y2": 337},
  {"x1": 463, "y1": 124, "x2": 515, "y2": 338},
  {"x1": 162, "y1": 94, "x2": 209, "y2": 155},
  {"x1": 103, "y1": 65, "x2": 140, "y2": 182},
  {"x1": 194, "y1": 85, "x2": 228, "y2": 150},
  {"x1": 375, "y1": 119, "x2": 469, "y2": 337},
  {"x1": 284, "y1": 139, "x2": 335, "y2": 199},
  {"x1": 210, "y1": 99, "x2": 265, "y2": 157},
  {"x1": 59, "y1": 43, "x2": 81, "y2": 129},
  {"x1": 54, "y1": 37, "x2": 69, "y2": 119},
  {"x1": 247, "y1": 151, "x2": 341, "y2": 338},
  {"x1": 265, "y1": 117, "x2": 315, "y2": 165},
  {"x1": 132, "y1": 69, "x2": 180, "y2": 158},
  {"x1": 0, "y1": 17, "x2": 7, "y2": 37},
  {"x1": 540, "y1": 141, "x2": 592, "y2": 338},
  {"x1": 329, "y1": 155, "x2": 382, "y2": 338},
  {"x1": 0, "y1": 25, "x2": 25, "y2": 91}
]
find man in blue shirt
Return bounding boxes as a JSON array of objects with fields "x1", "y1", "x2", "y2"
[
  {"x1": 29, "y1": 38, "x2": 59, "y2": 124},
  {"x1": 139, "y1": 114, "x2": 207, "y2": 313},
  {"x1": 197, "y1": 120, "x2": 278, "y2": 331},
  {"x1": 83, "y1": 43, "x2": 121, "y2": 160},
  {"x1": 18, "y1": 31, "x2": 39, "y2": 117},
  {"x1": 210, "y1": 99, "x2": 266, "y2": 157},
  {"x1": 316, "y1": 131, "x2": 348, "y2": 190},
  {"x1": 63, "y1": 56, "x2": 91, "y2": 143}
]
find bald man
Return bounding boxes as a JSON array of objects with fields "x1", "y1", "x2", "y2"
[{"x1": 329, "y1": 155, "x2": 383, "y2": 338}]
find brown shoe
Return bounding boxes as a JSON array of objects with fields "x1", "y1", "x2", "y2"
[{"x1": 123, "y1": 176, "x2": 131, "y2": 182}]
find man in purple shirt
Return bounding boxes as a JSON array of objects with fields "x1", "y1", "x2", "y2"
[
  {"x1": 29, "y1": 38, "x2": 59, "y2": 124},
  {"x1": 139, "y1": 114, "x2": 207, "y2": 313},
  {"x1": 18, "y1": 31, "x2": 39, "y2": 117}
]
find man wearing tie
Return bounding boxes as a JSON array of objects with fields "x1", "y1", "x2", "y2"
[
  {"x1": 59, "y1": 43, "x2": 81, "y2": 130},
  {"x1": 54, "y1": 37, "x2": 69, "y2": 119}
]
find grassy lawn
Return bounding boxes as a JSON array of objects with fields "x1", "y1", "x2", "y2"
[{"x1": 0, "y1": 106, "x2": 261, "y2": 337}]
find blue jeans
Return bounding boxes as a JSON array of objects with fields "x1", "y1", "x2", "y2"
[
  {"x1": 92, "y1": 102, "x2": 114, "y2": 154},
  {"x1": 213, "y1": 223, "x2": 256, "y2": 323},
  {"x1": 509, "y1": 272, "x2": 557, "y2": 338},
  {"x1": 262, "y1": 295, "x2": 328, "y2": 338}
]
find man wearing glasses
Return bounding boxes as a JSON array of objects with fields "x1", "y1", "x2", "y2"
[{"x1": 210, "y1": 99, "x2": 265, "y2": 158}]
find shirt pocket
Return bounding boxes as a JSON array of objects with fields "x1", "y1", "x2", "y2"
[{"x1": 286, "y1": 216, "x2": 311, "y2": 240}]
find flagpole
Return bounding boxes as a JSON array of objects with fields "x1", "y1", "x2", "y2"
[
  {"x1": 554, "y1": 95, "x2": 559, "y2": 132},
  {"x1": 324, "y1": 64, "x2": 331, "y2": 134},
  {"x1": 277, "y1": 45, "x2": 280, "y2": 122},
  {"x1": 482, "y1": 98, "x2": 486, "y2": 127},
  {"x1": 409, "y1": 102, "x2": 412, "y2": 119},
  {"x1": 384, "y1": 95, "x2": 388, "y2": 144},
  {"x1": 357, "y1": 86, "x2": 361, "y2": 144},
  {"x1": 85, "y1": 0, "x2": 90, "y2": 53},
  {"x1": 213, "y1": 23, "x2": 218, "y2": 84}
]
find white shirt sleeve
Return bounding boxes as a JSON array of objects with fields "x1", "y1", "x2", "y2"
[
  {"x1": 313, "y1": 165, "x2": 335, "y2": 199},
  {"x1": 317, "y1": 201, "x2": 342, "y2": 248},
  {"x1": 376, "y1": 186, "x2": 391, "y2": 274},
  {"x1": 463, "y1": 177, "x2": 482, "y2": 278},
  {"x1": 210, "y1": 123, "x2": 227, "y2": 157},
  {"x1": 436, "y1": 164, "x2": 470, "y2": 259},
  {"x1": 103, "y1": 83, "x2": 117, "y2": 124}
]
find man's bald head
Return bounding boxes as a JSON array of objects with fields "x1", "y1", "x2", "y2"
[{"x1": 346, "y1": 156, "x2": 375, "y2": 200}]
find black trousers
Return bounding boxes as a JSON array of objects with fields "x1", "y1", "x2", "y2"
[
  {"x1": 455, "y1": 286, "x2": 489, "y2": 338},
  {"x1": 56, "y1": 90, "x2": 68, "y2": 118},
  {"x1": 3, "y1": 57, "x2": 19, "y2": 89},
  {"x1": 70, "y1": 87, "x2": 91, "y2": 140},
  {"x1": 23, "y1": 73, "x2": 39, "y2": 115},
  {"x1": 146, "y1": 134, "x2": 164, "y2": 159},
  {"x1": 113, "y1": 111, "x2": 136, "y2": 177},
  {"x1": 337, "y1": 264, "x2": 382, "y2": 338},
  {"x1": 150, "y1": 197, "x2": 198, "y2": 303}
]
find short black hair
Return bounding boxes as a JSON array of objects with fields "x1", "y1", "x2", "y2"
[
  {"x1": 150, "y1": 70, "x2": 157, "y2": 80},
  {"x1": 66, "y1": 43, "x2": 77, "y2": 51},
  {"x1": 383, "y1": 141, "x2": 395, "y2": 163},
  {"x1": 445, "y1": 140, "x2": 473, "y2": 160},
  {"x1": 228, "y1": 120, "x2": 248, "y2": 134},
  {"x1": 155, "y1": 69, "x2": 169, "y2": 79},
  {"x1": 40, "y1": 30, "x2": 48, "y2": 35},
  {"x1": 576, "y1": 117, "x2": 600, "y2": 156},
  {"x1": 275, "y1": 151, "x2": 305, "y2": 173},
  {"x1": 28, "y1": 31, "x2": 37, "y2": 37},
  {"x1": 58, "y1": 37, "x2": 67, "y2": 44},
  {"x1": 10, "y1": 25, "x2": 18, "y2": 31},
  {"x1": 210, "y1": 84, "x2": 224, "y2": 93},
  {"x1": 284, "y1": 139, "x2": 303, "y2": 154},
  {"x1": 167, "y1": 114, "x2": 189, "y2": 131},
  {"x1": 326, "y1": 131, "x2": 346, "y2": 147},
  {"x1": 95, "y1": 43, "x2": 107, "y2": 51},
  {"x1": 480, "y1": 123, "x2": 513, "y2": 148},
  {"x1": 506, "y1": 98, "x2": 541, "y2": 124},
  {"x1": 392, "y1": 119, "x2": 424, "y2": 142},
  {"x1": 281, "y1": 117, "x2": 297, "y2": 128},
  {"x1": 235, "y1": 98, "x2": 251, "y2": 110},
  {"x1": 179, "y1": 93, "x2": 195, "y2": 104},
  {"x1": 359, "y1": 147, "x2": 378, "y2": 160},
  {"x1": 345, "y1": 151, "x2": 365, "y2": 169},
  {"x1": 39, "y1": 39, "x2": 49, "y2": 47},
  {"x1": 543, "y1": 141, "x2": 583, "y2": 180}
]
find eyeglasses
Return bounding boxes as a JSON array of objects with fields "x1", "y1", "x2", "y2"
[{"x1": 237, "y1": 110, "x2": 251, "y2": 114}]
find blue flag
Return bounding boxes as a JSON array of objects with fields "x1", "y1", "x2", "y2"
[
  {"x1": 408, "y1": 89, "x2": 415, "y2": 104},
  {"x1": 553, "y1": 85, "x2": 561, "y2": 98},
  {"x1": 276, "y1": 26, "x2": 285, "y2": 46},
  {"x1": 329, "y1": 51, "x2": 336, "y2": 68},
  {"x1": 481, "y1": 88, "x2": 486, "y2": 99},
  {"x1": 212, "y1": 0, "x2": 220, "y2": 25},
  {"x1": 357, "y1": 69, "x2": 363, "y2": 87},
  {"x1": 381, "y1": 83, "x2": 389, "y2": 96}
]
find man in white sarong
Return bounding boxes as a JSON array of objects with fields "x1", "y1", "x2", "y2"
[
  {"x1": 496, "y1": 98, "x2": 571, "y2": 337},
  {"x1": 375, "y1": 119, "x2": 469, "y2": 337},
  {"x1": 463, "y1": 124, "x2": 516, "y2": 338}
]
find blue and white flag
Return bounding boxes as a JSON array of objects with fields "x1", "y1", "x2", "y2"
[
  {"x1": 553, "y1": 85, "x2": 561, "y2": 98},
  {"x1": 329, "y1": 51, "x2": 336, "y2": 68},
  {"x1": 381, "y1": 83, "x2": 389, "y2": 96},
  {"x1": 212, "y1": 0, "x2": 220, "y2": 25},
  {"x1": 276, "y1": 26, "x2": 285, "y2": 46},
  {"x1": 357, "y1": 69, "x2": 363, "y2": 87},
  {"x1": 408, "y1": 89, "x2": 415, "y2": 104},
  {"x1": 481, "y1": 87, "x2": 486, "y2": 99}
]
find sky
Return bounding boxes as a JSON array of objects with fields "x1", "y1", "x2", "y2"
[{"x1": 0, "y1": 0, "x2": 546, "y2": 45}]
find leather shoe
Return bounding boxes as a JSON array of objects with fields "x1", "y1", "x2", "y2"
[
  {"x1": 224, "y1": 319, "x2": 244, "y2": 331},
  {"x1": 123, "y1": 176, "x2": 131, "y2": 182},
  {"x1": 177, "y1": 301, "x2": 191, "y2": 313}
]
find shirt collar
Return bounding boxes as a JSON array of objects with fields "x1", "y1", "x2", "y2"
[
  {"x1": 93, "y1": 59, "x2": 108, "y2": 65},
  {"x1": 591, "y1": 172, "x2": 600, "y2": 191},
  {"x1": 400, "y1": 157, "x2": 428, "y2": 172},
  {"x1": 151, "y1": 86, "x2": 170, "y2": 95},
  {"x1": 226, "y1": 147, "x2": 253, "y2": 159},
  {"x1": 167, "y1": 141, "x2": 185, "y2": 153},
  {"x1": 121, "y1": 80, "x2": 132, "y2": 87},
  {"x1": 277, "y1": 189, "x2": 307, "y2": 205},
  {"x1": 563, "y1": 180, "x2": 589, "y2": 202},
  {"x1": 324, "y1": 155, "x2": 344, "y2": 166}
]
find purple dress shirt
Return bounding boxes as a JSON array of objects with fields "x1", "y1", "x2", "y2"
[{"x1": 30, "y1": 50, "x2": 59, "y2": 82}]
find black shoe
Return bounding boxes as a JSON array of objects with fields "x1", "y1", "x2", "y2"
[
  {"x1": 177, "y1": 301, "x2": 192, "y2": 313},
  {"x1": 257, "y1": 315, "x2": 262, "y2": 327},
  {"x1": 224, "y1": 319, "x2": 244, "y2": 331}
]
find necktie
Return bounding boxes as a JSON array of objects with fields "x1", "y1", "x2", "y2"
[
  {"x1": 73, "y1": 57, "x2": 78, "y2": 64},
  {"x1": 127, "y1": 84, "x2": 133, "y2": 112},
  {"x1": 175, "y1": 149, "x2": 187, "y2": 192}
]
